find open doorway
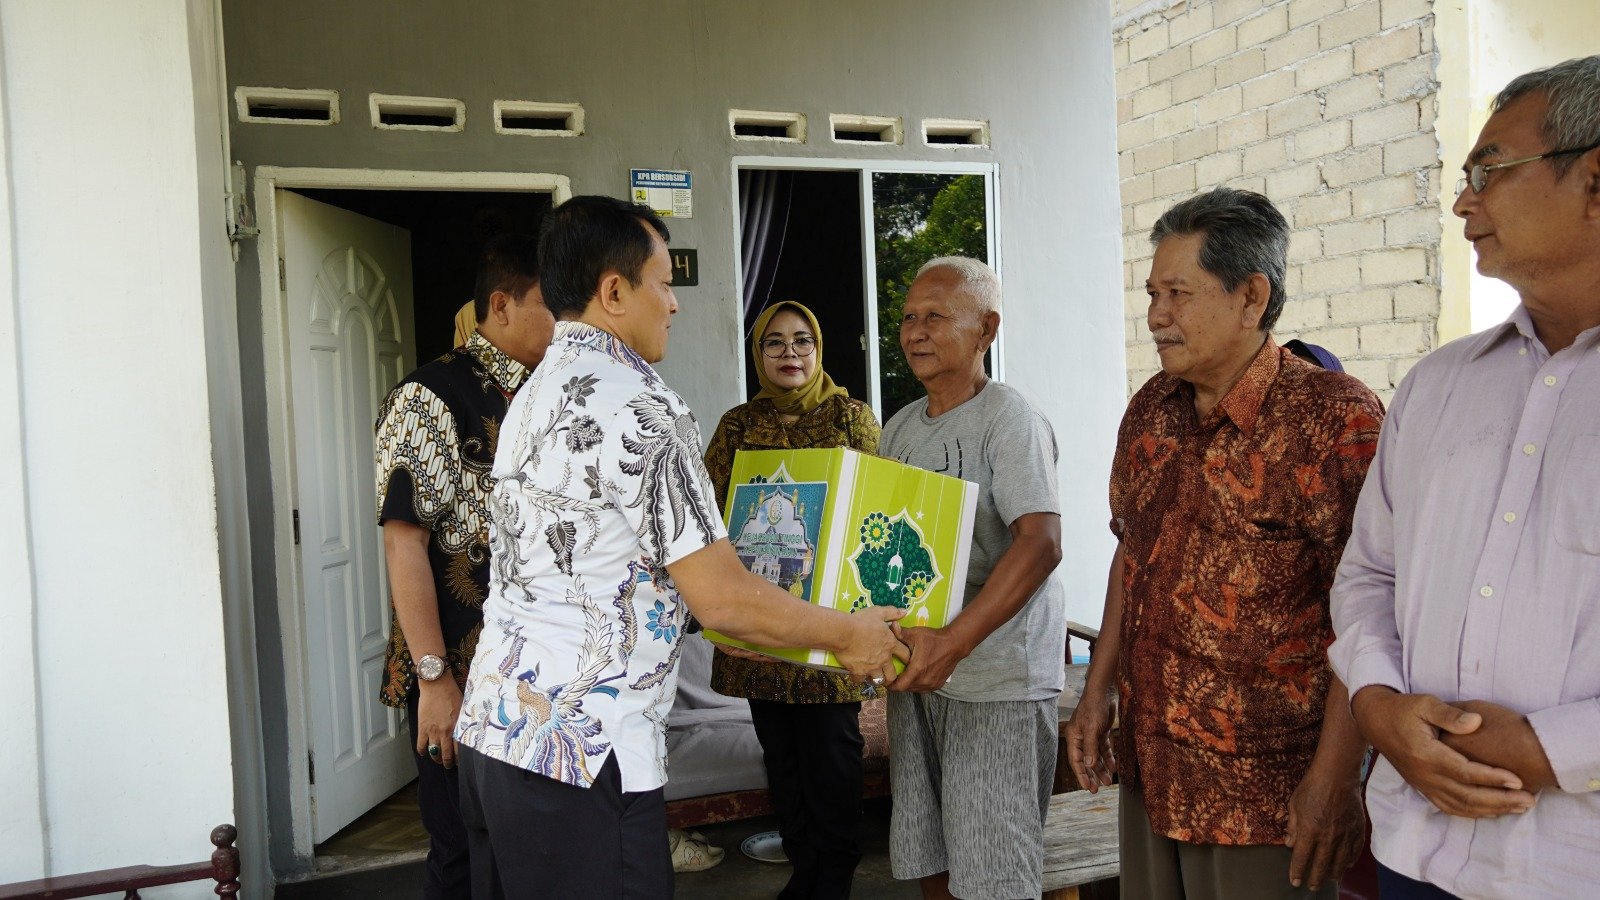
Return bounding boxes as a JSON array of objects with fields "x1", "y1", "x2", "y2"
[
  {"x1": 252, "y1": 168, "x2": 569, "y2": 870},
  {"x1": 277, "y1": 187, "x2": 551, "y2": 861},
  {"x1": 291, "y1": 189, "x2": 552, "y2": 363}
]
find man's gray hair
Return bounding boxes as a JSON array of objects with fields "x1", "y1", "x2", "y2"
[
  {"x1": 915, "y1": 256, "x2": 1001, "y2": 313},
  {"x1": 1148, "y1": 187, "x2": 1289, "y2": 333},
  {"x1": 1493, "y1": 55, "x2": 1600, "y2": 178}
]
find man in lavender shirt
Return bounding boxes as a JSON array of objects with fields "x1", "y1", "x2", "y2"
[{"x1": 1329, "y1": 56, "x2": 1600, "y2": 899}]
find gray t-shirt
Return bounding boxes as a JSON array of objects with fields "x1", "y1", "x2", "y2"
[{"x1": 880, "y1": 380, "x2": 1066, "y2": 702}]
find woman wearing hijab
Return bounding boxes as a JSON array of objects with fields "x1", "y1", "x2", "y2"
[{"x1": 702, "y1": 301, "x2": 882, "y2": 900}]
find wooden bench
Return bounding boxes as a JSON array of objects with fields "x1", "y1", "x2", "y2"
[
  {"x1": 0, "y1": 824, "x2": 239, "y2": 900},
  {"x1": 1041, "y1": 786, "x2": 1120, "y2": 900}
]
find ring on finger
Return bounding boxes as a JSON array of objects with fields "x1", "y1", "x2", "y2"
[{"x1": 427, "y1": 743, "x2": 442, "y2": 758}]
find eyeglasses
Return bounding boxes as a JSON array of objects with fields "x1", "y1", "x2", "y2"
[
  {"x1": 760, "y1": 336, "x2": 817, "y2": 358},
  {"x1": 1455, "y1": 141, "x2": 1600, "y2": 195}
]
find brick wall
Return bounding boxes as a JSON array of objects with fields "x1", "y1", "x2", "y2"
[{"x1": 1113, "y1": 0, "x2": 1442, "y2": 402}]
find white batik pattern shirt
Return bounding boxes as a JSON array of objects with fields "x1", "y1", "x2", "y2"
[{"x1": 455, "y1": 321, "x2": 726, "y2": 792}]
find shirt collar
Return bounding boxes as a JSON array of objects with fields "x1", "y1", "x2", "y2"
[
  {"x1": 465, "y1": 331, "x2": 529, "y2": 393},
  {"x1": 1163, "y1": 338, "x2": 1281, "y2": 436},
  {"x1": 553, "y1": 320, "x2": 659, "y2": 380},
  {"x1": 1468, "y1": 305, "x2": 1537, "y2": 361}
]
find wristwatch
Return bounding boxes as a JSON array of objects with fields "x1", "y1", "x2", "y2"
[{"x1": 416, "y1": 654, "x2": 448, "y2": 683}]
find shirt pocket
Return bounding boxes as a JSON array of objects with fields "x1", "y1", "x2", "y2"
[{"x1": 1554, "y1": 433, "x2": 1600, "y2": 556}]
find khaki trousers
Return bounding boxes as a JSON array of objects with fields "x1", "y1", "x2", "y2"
[{"x1": 1119, "y1": 783, "x2": 1338, "y2": 900}]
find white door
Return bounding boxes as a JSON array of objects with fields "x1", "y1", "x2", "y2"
[{"x1": 280, "y1": 190, "x2": 417, "y2": 842}]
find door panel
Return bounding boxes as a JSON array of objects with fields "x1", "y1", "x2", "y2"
[{"x1": 281, "y1": 190, "x2": 416, "y2": 843}]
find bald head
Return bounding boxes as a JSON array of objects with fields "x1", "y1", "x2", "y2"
[{"x1": 914, "y1": 256, "x2": 1001, "y2": 314}]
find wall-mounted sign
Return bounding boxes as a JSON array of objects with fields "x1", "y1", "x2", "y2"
[
  {"x1": 630, "y1": 168, "x2": 692, "y2": 218},
  {"x1": 670, "y1": 249, "x2": 698, "y2": 286}
]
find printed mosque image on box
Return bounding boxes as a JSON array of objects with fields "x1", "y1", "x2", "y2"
[{"x1": 706, "y1": 448, "x2": 979, "y2": 672}]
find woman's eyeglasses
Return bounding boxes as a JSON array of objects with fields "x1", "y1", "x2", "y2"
[{"x1": 761, "y1": 336, "x2": 817, "y2": 358}]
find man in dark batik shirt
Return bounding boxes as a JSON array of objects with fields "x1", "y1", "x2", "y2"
[{"x1": 374, "y1": 233, "x2": 553, "y2": 900}]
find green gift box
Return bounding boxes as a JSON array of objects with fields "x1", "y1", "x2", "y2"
[{"x1": 706, "y1": 447, "x2": 979, "y2": 671}]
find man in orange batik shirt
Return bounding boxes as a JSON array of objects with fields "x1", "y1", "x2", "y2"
[{"x1": 1067, "y1": 187, "x2": 1384, "y2": 899}]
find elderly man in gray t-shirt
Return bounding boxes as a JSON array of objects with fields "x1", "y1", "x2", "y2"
[{"x1": 882, "y1": 256, "x2": 1067, "y2": 900}]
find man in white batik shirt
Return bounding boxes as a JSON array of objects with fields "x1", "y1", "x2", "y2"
[{"x1": 453, "y1": 196, "x2": 908, "y2": 900}]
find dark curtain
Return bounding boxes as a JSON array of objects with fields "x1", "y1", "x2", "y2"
[{"x1": 738, "y1": 169, "x2": 794, "y2": 335}]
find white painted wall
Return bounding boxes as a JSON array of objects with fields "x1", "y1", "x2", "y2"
[{"x1": 1, "y1": 0, "x2": 237, "y2": 890}]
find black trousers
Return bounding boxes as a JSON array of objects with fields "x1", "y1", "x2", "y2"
[
  {"x1": 748, "y1": 699, "x2": 865, "y2": 900},
  {"x1": 407, "y1": 692, "x2": 470, "y2": 900},
  {"x1": 457, "y1": 745, "x2": 672, "y2": 899}
]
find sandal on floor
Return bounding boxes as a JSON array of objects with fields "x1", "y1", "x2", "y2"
[{"x1": 668, "y1": 828, "x2": 726, "y2": 872}]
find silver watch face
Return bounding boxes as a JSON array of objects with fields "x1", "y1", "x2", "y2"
[{"x1": 417, "y1": 655, "x2": 447, "y2": 682}]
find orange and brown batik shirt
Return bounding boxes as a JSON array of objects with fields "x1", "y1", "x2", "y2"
[{"x1": 1109, "y1": 340, "x2": 1383, "y2": 845}]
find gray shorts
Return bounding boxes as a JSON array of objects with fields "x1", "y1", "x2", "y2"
[{"x1": 888, "y1": 691, "x2": 1058, "y2": 899}]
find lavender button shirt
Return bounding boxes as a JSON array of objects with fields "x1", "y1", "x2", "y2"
[{"x1": 1330, "y1": 306, "x2": 1600, "y2": 899}]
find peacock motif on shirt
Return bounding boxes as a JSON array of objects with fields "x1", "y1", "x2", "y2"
[{"x1": 618, "y1": 393, "x2": 720, "y2": 560}]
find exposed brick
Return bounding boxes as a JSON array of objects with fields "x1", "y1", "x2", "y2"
[
  {"x1": 1154, "y1": 102, "x2": 1197, "y2": 136},
  {"x1": 1171, "y1": 66, "x2": 1216, "y2": 104},
  {"x1": 1268, "y1": 161, "x2": 1324, "y2": 197},
  {"x1": 1268, "y1": 95, "x2": 1322, "y2": 136},
  {"x1": 1243, "y1": 136, "x2": 1291, "y2": 172},
  {"x1": 1150, "y1": 43, "x2": 1195, "y2": 83},
  {"x1": 1197, "y1": 85, "x2": 1244, "y2": 124},
  {"x1": 1343, "y1": 358, "x2": 1393, "y2": 388},
  {"x1": 1218, "y1": 110, "x2": 1269, "y2": 150},
  {"x1": 1360, "y1": 320, "x2": 1428, "y2": 355},
  {"x1": 1129, "y1": 22, "x2": 1171, "y2": 62},
  {"x1": 1169, "y1": 5, "x2": 1216, "y2": 45},
  {"x1": 1120, "y1": 149, "x2": 1136, "y2": 181},
  {"x1": 1321, "y1": 146, "x2": 1384, "y2": 187},
  {"x1": 1215, "y1": 0, "x2": 1270, "y2": 26},
  {"x1": 1323, "y1": 219, "x2": 1387, "y2": 255},
  {"x1": 1275, "y1": 296, "x2": 1329, "y2": 331},
  {"x1": 1191, "y1": 27, "x2": 1239, "y2": 66},
  {"x1": 1382, "y1": 132, "x2": 1437, "y2": 173},
  {"x1": 1234, "y1": 175, "x2": 1269, "y2": 194},
  {"x1": 1298, "y1": 47, "x2": 1355, "y2": 91},
  {"x1": 1392, "y1": 283, "x2": 1436, "y2": 317},
  {"x1": 1355, "y1": 24, "x2": 1421, "y2": 72},
  {"x1": 1296, "y1": 190, "x2": 1354, "y2": 227},
  {"x1": 1352, "y1": 100, "x2": 1420, "y2": 146},
  {"x1": 1134, "y1": 139, "x2": 1177, "y2": 174},
  {"x1": 1119, "y1": 115, "x2": 1156, "y2": 151},
  {"x1": 1382, "y1": 56, "x2": 1435, "y2": 101},
  {"x1": 1380, "y1": 0, "x2": 1432, "y2": 29},
  {"x1": 1294, "y1": 120, "x2": 1353, "y2": 160},
  {"x1": 1300, "y1": 325, "x2": 1360, "y2": 358},
  {"x1": 1288, "y1": 227, "x2": 1323, "y2": 262},
  {"x1": 1154, "y1": 161, "x2": 1198, "y2": 197},
  {"x1": 1390, "y1": 354, "x2": 1422, "y2": 384},
  {"x1": 1115, "y1": 37, "x2": 1130, "y2": 68},
  {"x1": 1117, "y1": 60, "x2": 1151, "y2": 96},
  {"x1": 1362, "y1": 247, "x2": 1429, "y2": 284},
  {"x1": 1238, "y1": 6, "x2": 1289, "y2": 48},
  {"x1": 1385, "y1": 207, "x2": 1442, "y2": 244},
  {"x1": 1319, "y1": 2, "x2": 1382, "y2": 49},
  {"x1": 1330, "y1": 287, "x2": 1394, "y2": 323},
  {"x1": 1122, "y1": 172, "x2": 1156, "y2": 204},
  {"x1": 1216, "y1": 47, "x2": 1267, "y2": 87},
  {"x1": 1175, "y1": 125, "x2": 1220, "y2": 162},
  {"x1": 1197, "y1": 149, "x2": 1245, "y2": 186},
  {"x1": 1324, "y1": 74, "x2": 1383, "y2": 119},
  {"x1": 1242, "y1": 69, "x2": 1299, "y2": 109},
  {"x1": 1289, "y1": 0, "x2": 1343, "y2": 29},
  {"x1": 1352, "y1": 173, "x2": 1417, "y2": 215},
  {"x1": 1134, "y1": 197, "x2": 1170, "y2": 229},
  {"x1": 1264, "y1": 25, "x2": 1320, "y2": 71},
  {"x1": 1304, "y1": 254, "x2": 1362, "y2": 292},
  {"x1": 1132, "y1": 81, "x2": 1175, "y2": 119}
]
